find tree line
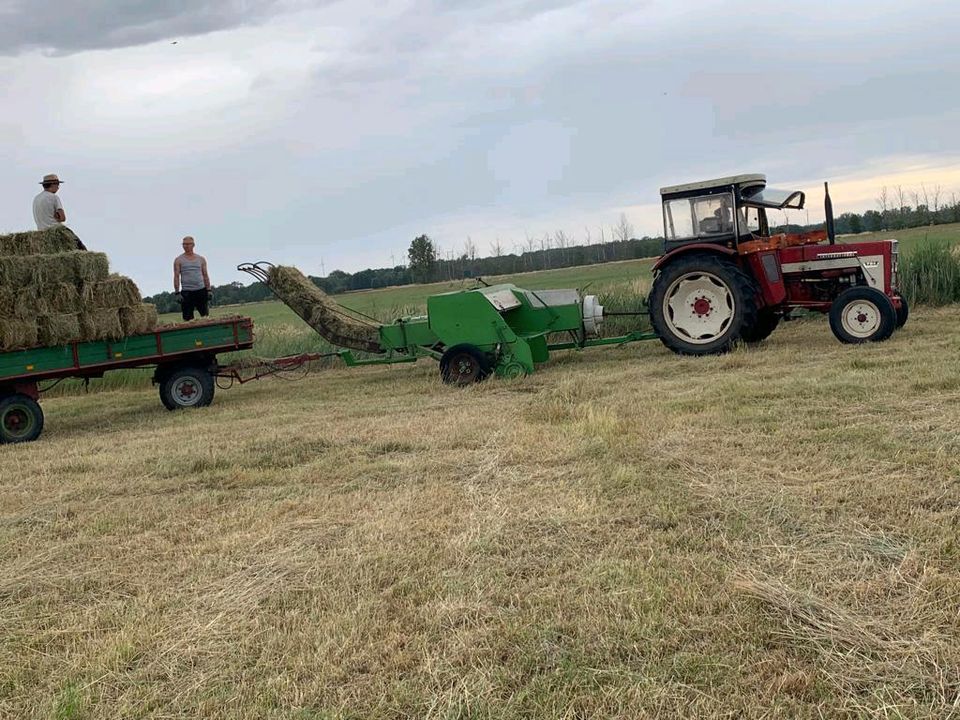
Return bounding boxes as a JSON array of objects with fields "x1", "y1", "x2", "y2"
[{"x1": 834, "y1": 184, "x2": 960, "y2": 235}]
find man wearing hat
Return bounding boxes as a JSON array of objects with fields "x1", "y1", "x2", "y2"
[
  {"x1": 33, "y1": 173, "x2": 85, "y2": 249},
  {"x1": 33, "y1": 174, "x2": 67, "y2": 230}
]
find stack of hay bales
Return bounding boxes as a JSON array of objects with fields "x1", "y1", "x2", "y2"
[{"x1": 0, "y1": 226, "x2": 158, "y2": 352}]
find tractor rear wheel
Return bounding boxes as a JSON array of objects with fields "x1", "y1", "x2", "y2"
[
  {"x1": 895, "y1": 295, "x2": 909, "y2": 328},
  {"x1": 829, "y1": 287, "x2": 897, "y2": 344},
  {"x1": 440, "y1": 345, "x2": 492, "y2": 386},
  {"x1": 741, "y1": 309, "x2": 780, "y2": 344},
  {"x1": 649, "y1": 254, "x2": 759, "y2": 355},
  {"x1": 0, "y1": 393, "x2": 44, "y2": 444}
]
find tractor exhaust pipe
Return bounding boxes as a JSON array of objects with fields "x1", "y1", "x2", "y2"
[{"x1": 824, "y1": 181, "x2": 836, "y2": 245}]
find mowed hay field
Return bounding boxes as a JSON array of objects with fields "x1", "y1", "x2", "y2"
[{"x1": 3, "y1": 305, "x2": 960, "y2": 717}]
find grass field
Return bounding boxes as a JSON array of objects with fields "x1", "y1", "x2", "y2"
[{"x1": 3, "y1": 303, "x2": 960, "y2": 717}]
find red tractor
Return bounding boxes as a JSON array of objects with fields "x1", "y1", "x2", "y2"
[{"x1": 649, "y1": 174, "x2": 907, "y2": 355}]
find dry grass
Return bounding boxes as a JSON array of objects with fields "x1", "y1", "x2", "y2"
[{"x1": 2, "y1": 308, "x2": 960, "y2": 718}]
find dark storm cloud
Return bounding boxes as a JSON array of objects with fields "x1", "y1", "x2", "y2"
[{"x1": 0, "y1": 0, "x2": 300, "y2": 56}]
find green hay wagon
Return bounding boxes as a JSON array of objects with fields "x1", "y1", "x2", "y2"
[{"x1": 0, "y1": 316, "x2": 255, "y2": 444}]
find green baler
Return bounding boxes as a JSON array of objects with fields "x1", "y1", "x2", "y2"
[{"x1": 239, "y1": 263, "x2": 654, "y2": 384}]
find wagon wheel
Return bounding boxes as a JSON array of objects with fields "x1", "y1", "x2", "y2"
[
  {"x1": 0, "y1": 394, "x2": 44, "y2": 444},
  {"x1": 159, "y1": 367, "x2": 216, "y2": 410}
]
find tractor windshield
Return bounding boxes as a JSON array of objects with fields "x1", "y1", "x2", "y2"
[{"x1": 663, "y1": 192, "x2": 735, "y2": 240}]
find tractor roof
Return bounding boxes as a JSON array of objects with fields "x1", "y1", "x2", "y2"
[{"x1": 660, "y1": 173, "x2": 766, "y2": 196}]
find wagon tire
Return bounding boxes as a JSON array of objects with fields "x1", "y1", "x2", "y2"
[
  {"x1": 649, "y1": 254, "x2": 759, "y2": 355},
  {"x1": 440, "y1": 344, "x2": 492, "y2": 386},
  {"x1": 829, "y1": 287, "x2": 897, "y2": 344},
  {"x1": 159, "y1": 366, "x2": 215, "y2": 410},
  {"x1": 0, "y1": 394, "x2": 44, "y2": 444}
]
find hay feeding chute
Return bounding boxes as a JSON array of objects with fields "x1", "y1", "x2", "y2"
[{"x1": 239, "y1": 261, "x2": 654, "y2": 384}]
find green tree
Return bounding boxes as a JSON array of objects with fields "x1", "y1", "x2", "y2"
[
  {"x1": 862, "y1": 210, "x2": 883, "y2": 232},
  {"x1": 408, "y1": 234, "x2": 436, "y2": 283}
]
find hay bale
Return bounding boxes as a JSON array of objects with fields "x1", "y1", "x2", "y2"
[
  {"x1": 0, "y1": 286, "x2": 52, "y2": 320},
  {"x1": 0, "y1": 256, "x2": 36, "y2": 286},
  {"x1": 0, "y1": 318, "x2": 39, "y2": 351},
  {"x1": 81, "y1": 275, "x2": 141, "y2": 309},
  {"x1": 80, "y1": 308, "x2": 124, "y2": 341},
  {"x1": 0, "y1": 251, "x2": 109, "y2": 286},
  {"x1": 268, "y1": 265, "x2": 383, "y2": 353},
  {"x1": 119, "y1": 304, "x2": 159, "y2": 336},
  {"x1": 0, "y1": 226, "x2": 80, "y2": 256},
  {"x1": 47, "y1": 283, "x2": 81, "y2": 313},
  {"x1": 38, "y1": 313, "x2": 81, "y2": 346}
]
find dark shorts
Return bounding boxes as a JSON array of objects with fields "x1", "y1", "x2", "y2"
[{"x1": 181, "y1": 289, "x2": 209, "y2": 321}]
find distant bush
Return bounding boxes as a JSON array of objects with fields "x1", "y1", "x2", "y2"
[{"x1": 900, "y1": 239, "x2": 960, "y2": 305}]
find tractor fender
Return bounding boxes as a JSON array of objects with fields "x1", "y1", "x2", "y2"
[{"x1": 652, "y1": 243, "x2": 737, "y2": 273}]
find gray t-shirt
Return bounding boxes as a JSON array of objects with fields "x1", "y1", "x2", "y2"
[
  {"x1": 177, "y1": 254, "x2": 206, "y2": 291},
  {"x1": 33, "y1": 191, "x2": 63, "y2": 230}
]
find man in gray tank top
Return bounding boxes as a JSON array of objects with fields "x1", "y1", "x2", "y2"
[{"x1": 173, "y1": 236, "x2": 211, "y2": 321}]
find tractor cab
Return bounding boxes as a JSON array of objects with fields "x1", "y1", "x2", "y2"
[{"x1": 659, "y1": 174, "x2": 805, "y2": 252}]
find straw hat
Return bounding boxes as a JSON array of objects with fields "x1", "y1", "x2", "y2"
[{"x1": 40, "y1": 173, "x2": 63, "y2": 184}]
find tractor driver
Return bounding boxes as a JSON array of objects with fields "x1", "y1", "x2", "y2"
[
  {"x1": 715, "y1": 196, "x2": 734, "y2": 233},
  {"x1": 703, "y1": 196, "x2": 734, "y2": 235}
]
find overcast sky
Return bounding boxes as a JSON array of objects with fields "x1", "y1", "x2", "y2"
[{"x1": 2, "y1": 0, "x2": 959, "y2": 294}]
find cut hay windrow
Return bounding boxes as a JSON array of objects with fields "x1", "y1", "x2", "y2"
[
  {"x1": 0, "y1": 251, "x2": 109, "y2": 287},
  {"x1": 0, "y1": 318, "x2": 39, "y2": 351},
  {"x1": 81, "y1": 275, "x2": 142, "y2": 309},
  {"x1": 0, "y1": 226, "x2": 80, "y2": 256},
  {"x1": 268, "y1": 265, "x2": 383, "y2": 353},
  {"x1": 38, "y1": 313, "x2": 81, "y2": 347},
  {"x1": 119, "y1": 304, "x2": 159, "y2": 336},
  {"x1": 80, "y1": 308, "x2": 124, "y2": 342}
]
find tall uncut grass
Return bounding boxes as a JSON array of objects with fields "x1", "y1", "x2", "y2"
[{"x1": 899, "y1": 238, "x2": 960, "y2": 305}]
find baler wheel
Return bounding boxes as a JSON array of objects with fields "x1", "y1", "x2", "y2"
[
  {"x1": 440, "y1": 345, "x2": 492, "y2": 386},
  {"x1": 829, "y1": 287, "x2": 897, "y2": 344}
]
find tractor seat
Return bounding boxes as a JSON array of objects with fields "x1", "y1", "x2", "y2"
[{"x1": 699, "y1": 217, "x2": 722, "y2": 234}]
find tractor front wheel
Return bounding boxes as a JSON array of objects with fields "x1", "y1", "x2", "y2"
[
  {"x1": 0, "y1": 393, "x2": 44, "y2": 444},
  {"x1": 829, "y1": 287, "x2": 897, "y2": 344},
  {"x1": 649, "y1": 254, "x2": 759, "y2": 355},
  {"x1": 440, "y1": 345, "x2": 492, "y2": 386},
  {"x1": 895, "y1": 295, "x2": 909, "y2": 328}
]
